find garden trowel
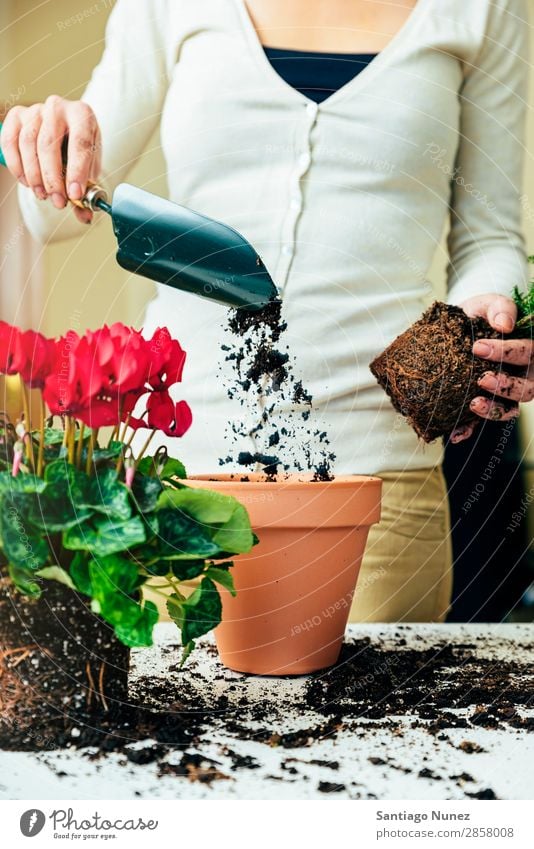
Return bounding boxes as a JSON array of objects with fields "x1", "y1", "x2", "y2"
[{"x1": 0, "y1": 129, "x2": 278, "y2": 312}]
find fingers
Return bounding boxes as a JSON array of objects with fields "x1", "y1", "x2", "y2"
[
  {"x1": 65, "y1": 101, "x2": 98, "y2": 202},
  {"x1": 473, "y1": 337, "x2": 534, "y2": 367},
  {"x1": 18, "y1": 104, "x2": 46, "y2": 200},
  {"x1": 461, "y1": 294, "x2": 517, "y2": 333},
  {"x1": 73, "y1": 206, "x2": 93, "y2": 225},
  {"x1": 478, "y1": 370, "x2": 534, "y2": 403},
  {"x1": 469, "y1": 396, "x2": 520, "y2": 422},
  {"x1": 450, "y1": 421, "x2": 478, "y2": 444},
  {"x1": 0, "y1": 107, "x2": 26, "y2": 184},
  {"x1": 37, "y1": 96, "x2": 68, "y2": 209},
  {"x1": 486, "y1": 296, "x2": 517, "y2": 334}
]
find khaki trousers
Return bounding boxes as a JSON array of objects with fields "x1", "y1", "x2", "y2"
[{"x1": 349, "y1": 467, "x2": 453, "y2": 623}]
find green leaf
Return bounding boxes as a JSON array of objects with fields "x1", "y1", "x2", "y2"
[
  {"x1": 205, "y1": 565, "x2": 236, "y2": 597},
  {"x1": 27, "y1": 486, "x2": 93, "y2": 532},
  {"x1": 0, "y1": 495, "x2": 50, "y2": 570},
  {"x1": 91, "y1": 440, "x2": 123, "y2": 463},
  {"x1": 156, "y1": 508, "x2": 221, "y2": 560},
  {"x1": 35, "y1": 565, "x2": 76, "y2": 590},
  {"x1": 36, "y1": 427, "x2": 66, "y2": 446},
  {"x1": 179, "y1": 640, "x2": 195, "y2": 667},
  {"x1": 70, "y1": 551, "x2": 92, "y2": 594},
  {"x1": 82, "y1": 467, "x2": 131, "y2": 521},
  {"x1": 114, "y1": 600, "x2": 158, "y2": 648},
  {"x1": 0, "y1": 471, "x2": 47, "y2": 494},
  {"x1": 171, "y1": 559, "x2": 206, "y2": 581},
  {"x1": 88, "y1": 554, "x2": 157, "y2": 647},
  {"x1": 172, "y1": 577, "x2": 223, "y2": 645},
  {"x1": 137, "y1": 456, "x2": 187, "y2": 481},
  {"x1": 212, "y1": 503, "x2": 255, "y2": 555},
  {"x1": 8, "y1": 563, "x2": 42, "y2": 597},
  {"x1": 63, "y1": 515, "x2": 146, "y2": 557},
  {"x1": 157, "y1": 486, "x2": 237, "y2": 524},
  {"x1": 130, "y1": 474, "x2": 163, "y2": 513}
]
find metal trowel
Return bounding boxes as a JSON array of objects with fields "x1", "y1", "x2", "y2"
[{"x1": 0, "y1": 128, "x2": 279, "y2": 312}]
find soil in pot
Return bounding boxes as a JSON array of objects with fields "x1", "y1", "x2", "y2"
[
  {"x1": 0, "y1": 576, "x2": 129, "y2": 741},
  {"x1": 370, "y1": 301, "x2": 526, "y2": 442}
]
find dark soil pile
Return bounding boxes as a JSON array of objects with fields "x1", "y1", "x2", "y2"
[
  {"x1": 220, "y1": 300, "x2": 335, "y2": 480},
  {"x1": 371, "y1": 302, "x2": 526, "y2": 442},
  {"x1": 0, "y1": 579, "x2": 129, "y2": 738}
]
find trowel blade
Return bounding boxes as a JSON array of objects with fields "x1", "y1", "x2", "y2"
[{"x1": 110, "y1": 183, "x2": 279, "y2": 311}]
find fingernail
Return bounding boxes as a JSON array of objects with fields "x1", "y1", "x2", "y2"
[
  {"x1": 470, "y1": 397, "x2": 486, "y2": 411},
  {"x1": 495, "y1": 312, "x2": 514, "y2": 333},
  {"x1": 474, "y1": 341, "x2": 492, "y2": 358},
  {"x1": 450, "y1": 427, "x2": 467, "y2": 443},
  {"x1": 52, "y1": 192, "x2": 66, "y2": 209},
  {"x1": 479, "y1": 371, "x2": 498, "y2": 390},
  {"x1": 68, "y1": 181, "x2": 82, "y2": 200},
  {"x1": 34, "y1": 185, "x2": 47, "y2": 201}
]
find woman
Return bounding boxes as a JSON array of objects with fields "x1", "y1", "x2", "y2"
[{"x1": 2, "y1": 0, "x2": 532, "y2": 623}]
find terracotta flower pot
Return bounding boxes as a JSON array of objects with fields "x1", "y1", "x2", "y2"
[
  {"x1": 0, "y1": 578, "x2": 129, "y2": 743},
  {"x1": 188, "y1": 474, "x2": 382, "y2": 675}
]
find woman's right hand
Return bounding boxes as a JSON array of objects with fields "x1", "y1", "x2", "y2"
[{"x1": 1, "y1": 96, "x2": 102, "y2": 224}]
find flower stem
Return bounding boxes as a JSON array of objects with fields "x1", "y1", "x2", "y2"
[
  {"x1": 85, "y1": 428, "x2": 99, "y2": 475},
  {"x1": 67, "y1": 417, "x2": 77, "y2": 465},
  {"x1": 75, "y1": 421, "x2": 86, "y2": 469},
  {"x1": 19, "y1": 375, "x2": 35, "y2": 472},
  {"x1": 135, "y1": 429, "x2": 156, "y2": 467},
  {"x1": 37, "y1": 395, "x2": 46, "y2": 477},
  {"x1": 107, "y1": 423, "x2": 119, "y2": 449},
  {"x1": 119, "y1": 413, "x2": 131, "y2": 443}
]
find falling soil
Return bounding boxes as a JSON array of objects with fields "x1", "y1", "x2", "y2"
[
  {"x1": 371, "y1": 301, "x2": 526, "y2": 443},
  {"x1": 220, "y1": 300, "x2": 335, "y2": 480}
]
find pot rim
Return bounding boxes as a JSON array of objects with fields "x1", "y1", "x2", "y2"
[{"x1": 187, "y1": 473, "x2": 382, "y2": 490}]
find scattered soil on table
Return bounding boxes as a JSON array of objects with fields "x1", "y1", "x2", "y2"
[
  {"x1": 220, "y1": 300, "x2": 335, "y2": 480},
  {"x1": 371, "y1": 302, "x2": 525, "y2": 442},
  {"x1": 2, "y1": 634, "x2": 531, "y2": 800}
]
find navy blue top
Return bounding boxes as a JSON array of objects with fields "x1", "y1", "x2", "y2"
[{"x1": 263, "y1": 47, "x2": 377, "y2": 103}]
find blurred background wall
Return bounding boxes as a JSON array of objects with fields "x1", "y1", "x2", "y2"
[{"x1": 0, "y1": 0, "x2": 533, "y2": 612}]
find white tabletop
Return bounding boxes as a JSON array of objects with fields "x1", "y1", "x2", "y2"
[{"x1": 1, "y1": 623, "x2": 532, "y2": 800}]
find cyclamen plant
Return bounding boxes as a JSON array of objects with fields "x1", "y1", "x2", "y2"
[{"x1": 0, "y1": 320, "x2": 256, "y2": 661}]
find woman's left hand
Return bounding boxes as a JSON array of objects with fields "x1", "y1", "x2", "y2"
[{"x1": 450, "y1": 293, "x2": 534, "y2": 444}]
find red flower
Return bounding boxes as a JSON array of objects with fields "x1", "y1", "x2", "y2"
[
  {"x1": 146, "y1": 390, "x2": 192, "y2": 437},
  {"x1": 146, "y1": 327, "x2": 186, "y2": 389},
  {"x1": 0, "y1": 322, "x2": 57, "y2": 389},
  {"x1": 18, "y1": 330, "x2": 57, "y2": 389},
  {"x1": 0, "y1": 322, "x2": 23, "y2": 375}
]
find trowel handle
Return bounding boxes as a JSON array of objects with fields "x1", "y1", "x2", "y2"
[{"x1": 0, "y1": 121, "x2": 110, "y2": 212}]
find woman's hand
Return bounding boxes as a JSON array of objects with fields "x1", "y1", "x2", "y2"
[
  {"x1": 0, "y1": 97, "x2": 101, "y2": 224},
  {"x1": 450, "y1": 294, "x2": 534, "y2": 443}
]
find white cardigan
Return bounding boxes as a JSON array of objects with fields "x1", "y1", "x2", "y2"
[{"x1": 18, "y1": 0, "x2": 529, "y2": 475}]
